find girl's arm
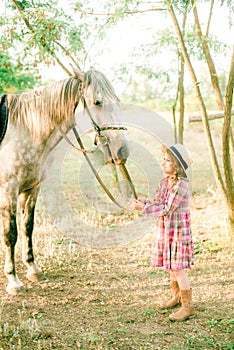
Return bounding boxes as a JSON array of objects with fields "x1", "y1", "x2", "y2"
[
  {"x1": 131, "y1": 180, "x2": 163, "y2": 211},
  {"x1": 143, "y1": 180, "x2": 189, "y2": 216}
]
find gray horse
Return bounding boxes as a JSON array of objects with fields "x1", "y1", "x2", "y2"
[{"x1": 0, "y1": 66, "x2": 130, "y2": 295}]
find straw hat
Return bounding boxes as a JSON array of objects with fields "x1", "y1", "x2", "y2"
[{"x1": 168, "y1": 143, "x2": 193, "y2": 173}]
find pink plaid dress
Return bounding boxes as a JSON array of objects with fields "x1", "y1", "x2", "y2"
[{"x1": 143, "y1": 177, "x2": 194, "y2": 271}]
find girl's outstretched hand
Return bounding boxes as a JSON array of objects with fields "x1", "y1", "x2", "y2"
[{"x1": 128, "y1": 199, "x2": 145, "y2": 211}]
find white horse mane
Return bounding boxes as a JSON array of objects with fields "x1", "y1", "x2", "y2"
[
  {"x1": 6, "y1": 69, "x2": 119, "y2": 141},
  {"x1": 7, "y1": 77, "x2": 81, "y2": 141}
]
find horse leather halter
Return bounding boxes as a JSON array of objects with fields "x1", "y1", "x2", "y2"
[
  {"x1": 60, "y1": 90, "x2": 137, "y2": 207},
  {"x1": 59, "y1": 89, "x2": 127, "y2": 155},
  {"x1": 82, "y1": 98, "x2": 127, "y2": 137}
]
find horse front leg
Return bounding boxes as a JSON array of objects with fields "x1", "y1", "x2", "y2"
[
  {"x1": 19, "y1": 187, "x2": 45, "y2": 282},
  {"x1": 1, "y1": 195, "x2": 24, "y2": 295}
]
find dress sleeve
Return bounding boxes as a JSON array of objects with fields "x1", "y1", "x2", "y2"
[{"x1": 143, "y1": 180, "x2": 189, "y2": 217}]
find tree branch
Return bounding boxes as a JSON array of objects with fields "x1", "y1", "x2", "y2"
[
  {"x1": 191, "y1": 0, "x2": 224, "y2": 110},
  {"x1": 53, "y1": 40, "x2": 81, "y2": 70},
  {"x1": 75, "y1": 7, "x2": 167, "y2": 17},
  {"x1": 167, "y1": 0, "x2": 227, "y2": 196},
  {"x1": 188, "y1": 109, "x2": 234, "y2": 122},
  {"x1": 206, "y1": 0, "x2": 214, "y2": 36},
  {"x1": 11, "y1": 0, "x2": 73, "y2": 76}
]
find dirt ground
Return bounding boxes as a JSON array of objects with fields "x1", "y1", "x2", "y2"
[{"x1": 0, "y1": 190, "x2": 233, "y2": 350}]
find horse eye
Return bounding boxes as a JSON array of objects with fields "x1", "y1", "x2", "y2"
[{"x1": 94, "y1": 100, "x2": 102, "y2": 106}]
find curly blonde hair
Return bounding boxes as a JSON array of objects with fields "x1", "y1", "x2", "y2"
[{"x1": 161, "y1": 145, "x2": 187, "y2": 186}]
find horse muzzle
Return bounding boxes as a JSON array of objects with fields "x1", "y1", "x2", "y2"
[{"x1": 104, "y1": 144, "x2": 130, "y2": 165}]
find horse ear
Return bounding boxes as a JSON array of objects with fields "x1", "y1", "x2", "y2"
[{"x1": 70, "y1": 64, "x2": 85, "y2": 81}]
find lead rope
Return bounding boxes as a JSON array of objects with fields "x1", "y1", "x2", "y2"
[
  {"x1": 59, "y1": 127, "x2": 104, "y2": 154},
  {"x1": 61, "y1": 81, "x2": 137, "y2": 206},
  {"x1": 72, "y1": 127, "x2": 126, "y2": 209}
]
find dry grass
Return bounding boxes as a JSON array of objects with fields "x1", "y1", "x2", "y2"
[
  {"x1": 0, "y1": 192, "x2": 233, "y2": 349},
  {"x1": 0, "y1": 121, "x2": 233, "y2": 349}
]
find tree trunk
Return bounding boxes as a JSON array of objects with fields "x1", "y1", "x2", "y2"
[
  {"x1": 188, "y1": 109, "x2": 234, "y2": 122},
  {"x1": 167, "y1": 1, "x2": 234, "y2": 237},
  {"x1": 172, "y1": 10, "x2": 187, "y2": 144},
  {"x1": 222, "y1": 46, "x2": 234, "y2": 238},
  {"x1": 166, "y1": 1, "x2": 226, "y2": 198},
  {"x1": 191, "y1": 0, "x2": 224, "y2": 110},
  {"x1": 178, "y1": 53, "x2": 185, "y2": 144},
  {"x1": 178, "y1": 10, "x2": 187, "y2": 144},
  {"x1": 172, "y1": 102, "x2": 178, "y2": 143}
]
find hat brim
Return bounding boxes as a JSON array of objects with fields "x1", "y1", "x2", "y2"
[{"x1": 163, "y1": 143, "x2": 193, "y2": 189}]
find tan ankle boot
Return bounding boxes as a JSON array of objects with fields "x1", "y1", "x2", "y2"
[
  {"x1": 169, "y1": 289, "x2": 195, "y2": 321},
  {"x1": 158, "y1": 281, "x2": 180, "y2": 309}
]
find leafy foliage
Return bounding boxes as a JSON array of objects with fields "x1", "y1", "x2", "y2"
[
  {"x1": 0, "y1": 0, "x2": 232, "y2": 101},
  {"x1": 0, "y1": 50, "x2": 39, "y2": 93},
  {"x1": 1, "y1": 0, "x2": 115, "y2": 76}
]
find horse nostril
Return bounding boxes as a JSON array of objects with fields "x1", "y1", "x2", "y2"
[
  {"x1": 117, "y1": 146, "x2": 129, "y2": 160},
  {"x1": 94, "y1": 100, "x2": 102, "y2": 106}
]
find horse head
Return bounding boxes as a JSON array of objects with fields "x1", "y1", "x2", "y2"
[{"x1": 71, "y1": 65, "x2": 130, "y2": 165}]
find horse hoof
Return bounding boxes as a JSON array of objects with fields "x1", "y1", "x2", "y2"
[
  {"x1": 6, "y1": 285, "x2": 26, "y2": 296},
  {"x1": 26, "y1": 272, "x2": 46, "y2": 282}
]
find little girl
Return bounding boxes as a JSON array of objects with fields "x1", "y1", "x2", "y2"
[{"x1": 132, "y1": 143, "x2": 194, "y2": 321}]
